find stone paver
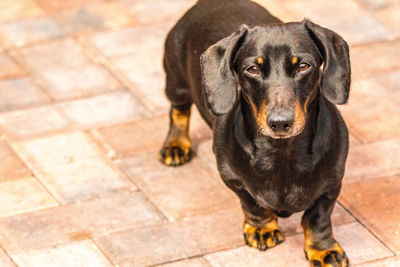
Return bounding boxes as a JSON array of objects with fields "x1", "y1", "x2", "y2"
[
  {"x1": 0, "y1": 246, "x2": 15, "y2": 267},
  {"x1": 205, "y1": 222, "x2": 393, "y2": 266},
  {"x1": 0, "y1": 105, "x2": 69, "y2": 139},
  {"x1": 57, "y1": 91, "x2": 148, "y2": 129},
  {"x1": 0, "y1": 52, "x2": 25, "y2": 80},
  {"x1": 90, "y1": 108, "x2": 211, "y2": 160},
  {"x1": 357, "y1": 257, "x2": 400, "y2": 267},
  {"x1": 0, "y1": 177, "x2": 57, "y2": 218},
  {"x1": 350, "y1": 40, "x2": 400, "y2": 79},
  {"x1": 0, "y1": 18, "x2": 65, "y2": 48},
  {"x1": 15, "y1": 39, "x2": 121, "y2": 101},
  {"x1": 91, "y1": 23, "x2": 172, "y2": 57},
  {"x1": 0, "y1": 78, "x2": 51, "y2": 112},
  {"x1": 0, "y1": 138, "x2": 31, "y2": 181},
  {"x1": 372, "y1": 2, "x2": 400, "y2": 37},
  {"x1": 54, "y1": 2, "x2": 137, "y2": 34},
  {"x1": 0, "y1": 0, "x2": 399, "y2": 266},
  {"x1": 340, "y1": 175, "x2": 400, "y2": 253},
  {"x1": 12, "y1": 132, "x2": 132, "y2": 203},
  {"x1": 122, "y1": 0, "x2": 195, "y2": 26},
  {"x1": 119, "y1": 154, "x2": 239, "y2": 221},
  {"x1": 94, "y1": 209, "x2": 244, "y2": 267},
  {"x1": 11, "y1": 240, "x2": 112, "y2": 267},
  {"x1": 340, "y1": 79, "x2": 400, "y2": 143},
  {"x1": 281, "y1": 0, "x2": 393, "y2": 45},
  {"x1": 344, "y1": 138, "x2": 400, "y2": 183},
  {"x1": 112, "y1": 50, "x2": 169, "y2": 114},
  {"x1": 157, "y1": 258, "x2": 212, "y2": 267},
  {"x1": 0, "y1": 191, "x2": 162, "y2": 253},
  {"x1": 0, "y1": 0, "x2": 42, "y2": 23}
]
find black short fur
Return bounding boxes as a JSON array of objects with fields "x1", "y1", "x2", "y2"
[{"x1": 161, "y1": 0, "x2": 351, "y2": 265}]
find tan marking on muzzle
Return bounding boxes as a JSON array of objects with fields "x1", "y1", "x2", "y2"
[{"x1": 293, "y1": 101, "x2": 306, "y2": 133}]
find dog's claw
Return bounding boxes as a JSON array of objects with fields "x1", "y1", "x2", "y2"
[
  {"x1": 243, "y1": 220, "x2": 284, "y2": 251},
  {"x1": 304, "y1": 241, "x2": 349, "y2": 267},
  {"x1": 160, "y1": 146, "x2": 192, "y2": 166}
]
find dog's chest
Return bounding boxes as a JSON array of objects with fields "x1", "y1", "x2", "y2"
[
  {"x1": 250, "y1": 171, "x2": 316, "y2": 213},
  {"x1": 247, "y1": 147, "x2": 319, "y2": 212}
]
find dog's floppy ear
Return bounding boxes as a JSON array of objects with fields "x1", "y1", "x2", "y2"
[
  {"x1": 305, "y1": 20, "x2": 351, "y2": 104},
  {"x1": 200, "y1": 25, "x2": 249, "y2": 115}
]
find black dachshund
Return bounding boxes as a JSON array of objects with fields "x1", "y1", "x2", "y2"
[{"x1": 159, "y1": 0, "x2": 351, "y2": 266}]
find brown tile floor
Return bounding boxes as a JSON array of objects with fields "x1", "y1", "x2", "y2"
[{"x1": 0, "y1": 0, "x2": 399, "y2": 266}]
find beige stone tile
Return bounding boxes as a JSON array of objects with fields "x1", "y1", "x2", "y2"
[
  {"x1": 0, "y1": 191, "x2": 162, "y2": 253},
  {"x1": 0, "y1": 18, "x2": 65, "y2": 48},
  {"x1": 374, "y1": 3, "x2": 400, "y2": 37},
  {"x1": 94, "y1": 209, "x2": 244, "y2": 266},
  {"x1": 344, "y1": 138, "x2": 400, "y2": 183},
  {"x1": 0, "y1": 105, "x2": 69, "y2": 139},
  {"x1": 205, "y1": 222, "x2": 392, "y2": 266},
  {"x1": 90, "y1": 116, "x2": 168, "y2": 160},
  {"x1": 91, "y1": 23, "x2": 172, "y2": 57},
  {"x1": 119, "y1": 154, "x2": 239, "y2": 221},
  {"x1": 205, "y1": 238, "x2": 309, "y2": 267},
  {"x1": 340, "y1": 79, "x2": 400, "y2": 143},
  {"x1": 16, "y1": 39, "x2": 121, "y2": 101},
  {"x1": 374, "y1": 70, "x2": 400, "y2": 95},
  {"x1": 90, "y1": 107, "x2": 211, "y2": 160},
  {"x1": 11, "y1": 240, "x2": 112, "y2": 267},
  {"x1": 350, "y1": 40, "x2": 400, "y2": 80},
  {"x1": 0, "y1": 177, "x2": 57, "y2": 218},
  {"x1": 357, "y1": 256, "x2": 400, "y2": 266},
  {"x1": 0, "y1": 78, "x2": 51, "y2": 112},
  {"x1": 34, "y1": 0, "x2": 101, "y2": 13},
  {"x1": 356, "y1": 0, "x2": 398, "y2": 11},
  {"x1": 57, "y1": 91, "x2": 148, "y2": 129},
  {"x1": 0, "y1": 247, "x2": 15, "y2": 267},
  {"x1": 157, "y1": 258, "x2": 211, "y2": 267},
  {"x1": 122, "y1": 0, "x2": 195, "y2": 26},
  {"x1": 0, "y1": 0, "x2": 43, "y2": 23},
  {"x1": 340, "y1": 175, "x2": 400, "y2": 253},
  {"x1": 278, "y1": 203, "x2": 355, "y2": 236},
  {"x1": 281, "y1": 0, "x2": 393, "y2": 45},
  {"x1": 13, "y1": 132, "x2": 131, "y2": 203},
  {"x1": 349, "y1": 134, "x2": 363, "y2": 147},
  {"x1": 112, "y1": 50, "x2": 169, "y2": 114},
  {"x1": 0, "y1": 138, "x2": 31, "y2": 182},
  {"x1": 0, "y1": 52, "x2": 25, "y2": 80},
  {"x1": 253, "y1": 0, "x2": 297, "y2": 22},
  {"x1": 54, "y1": 2, "x2": 137, "y2": 34}
]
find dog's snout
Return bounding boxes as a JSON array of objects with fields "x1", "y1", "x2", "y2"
[{"x1": 267, "y1": 112, "x2": 294, "y2": 133}]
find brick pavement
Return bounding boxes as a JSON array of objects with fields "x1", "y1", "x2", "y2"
[{"x1": 0, "y1": 0, "x2": 399, "y2": 266}]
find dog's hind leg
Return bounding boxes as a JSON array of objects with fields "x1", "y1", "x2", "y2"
[{"x1": 159, "y1": 71, "x2": 193, "y2": 166}]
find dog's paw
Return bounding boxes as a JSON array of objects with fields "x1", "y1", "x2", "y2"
[
  {"x1": 304, "y1": 241, "x2": 349, "y2": 267},
  {"x1": 243, "y1": 220, "x2": 284, "y2": 251},
  {"x1": 159, "y1": 145, "x2": 192, "y2": 166}
]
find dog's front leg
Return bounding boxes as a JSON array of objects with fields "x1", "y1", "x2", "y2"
[
  {"x1": 301, "y1": 190, "x2": 349, "y2": 267},
  {"x1": 234, "y1": 189, "x2": 284, "y2": 251}
]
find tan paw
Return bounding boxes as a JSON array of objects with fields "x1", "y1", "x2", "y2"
[
  {"x1": 243, "y1": 219, "x2": 284, "y2": 251},
  {"x1": 304, "y1": 241, "x2": 349, "y2": 267},
  {"x1": 159, "y1": 145, "x2": 192, "y2": 166}
]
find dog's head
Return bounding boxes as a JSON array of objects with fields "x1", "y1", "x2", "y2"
[{"x1": 200, "y1": 20, "x2": 350, "y2": 139}]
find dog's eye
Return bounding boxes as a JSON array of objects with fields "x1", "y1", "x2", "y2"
[
  {"x1": 247, "y1": 66, "x2": 261, "y2": 75},
  {"x1": 298, "y1": 63, "x2": 310, "y2": 72}
]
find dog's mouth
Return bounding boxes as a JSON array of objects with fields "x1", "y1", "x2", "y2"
[{"x1": 258, "y1": 124, "x2": 305, "y2": 139}]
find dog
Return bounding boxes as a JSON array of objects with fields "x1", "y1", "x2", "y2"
[{"x1": 159, "y1": 0, "x2": 351, "y2": 266}]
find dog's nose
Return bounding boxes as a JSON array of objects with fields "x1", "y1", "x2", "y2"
[{"x1": 267, "y1": 113, "x2": 294, "y2": 133}]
